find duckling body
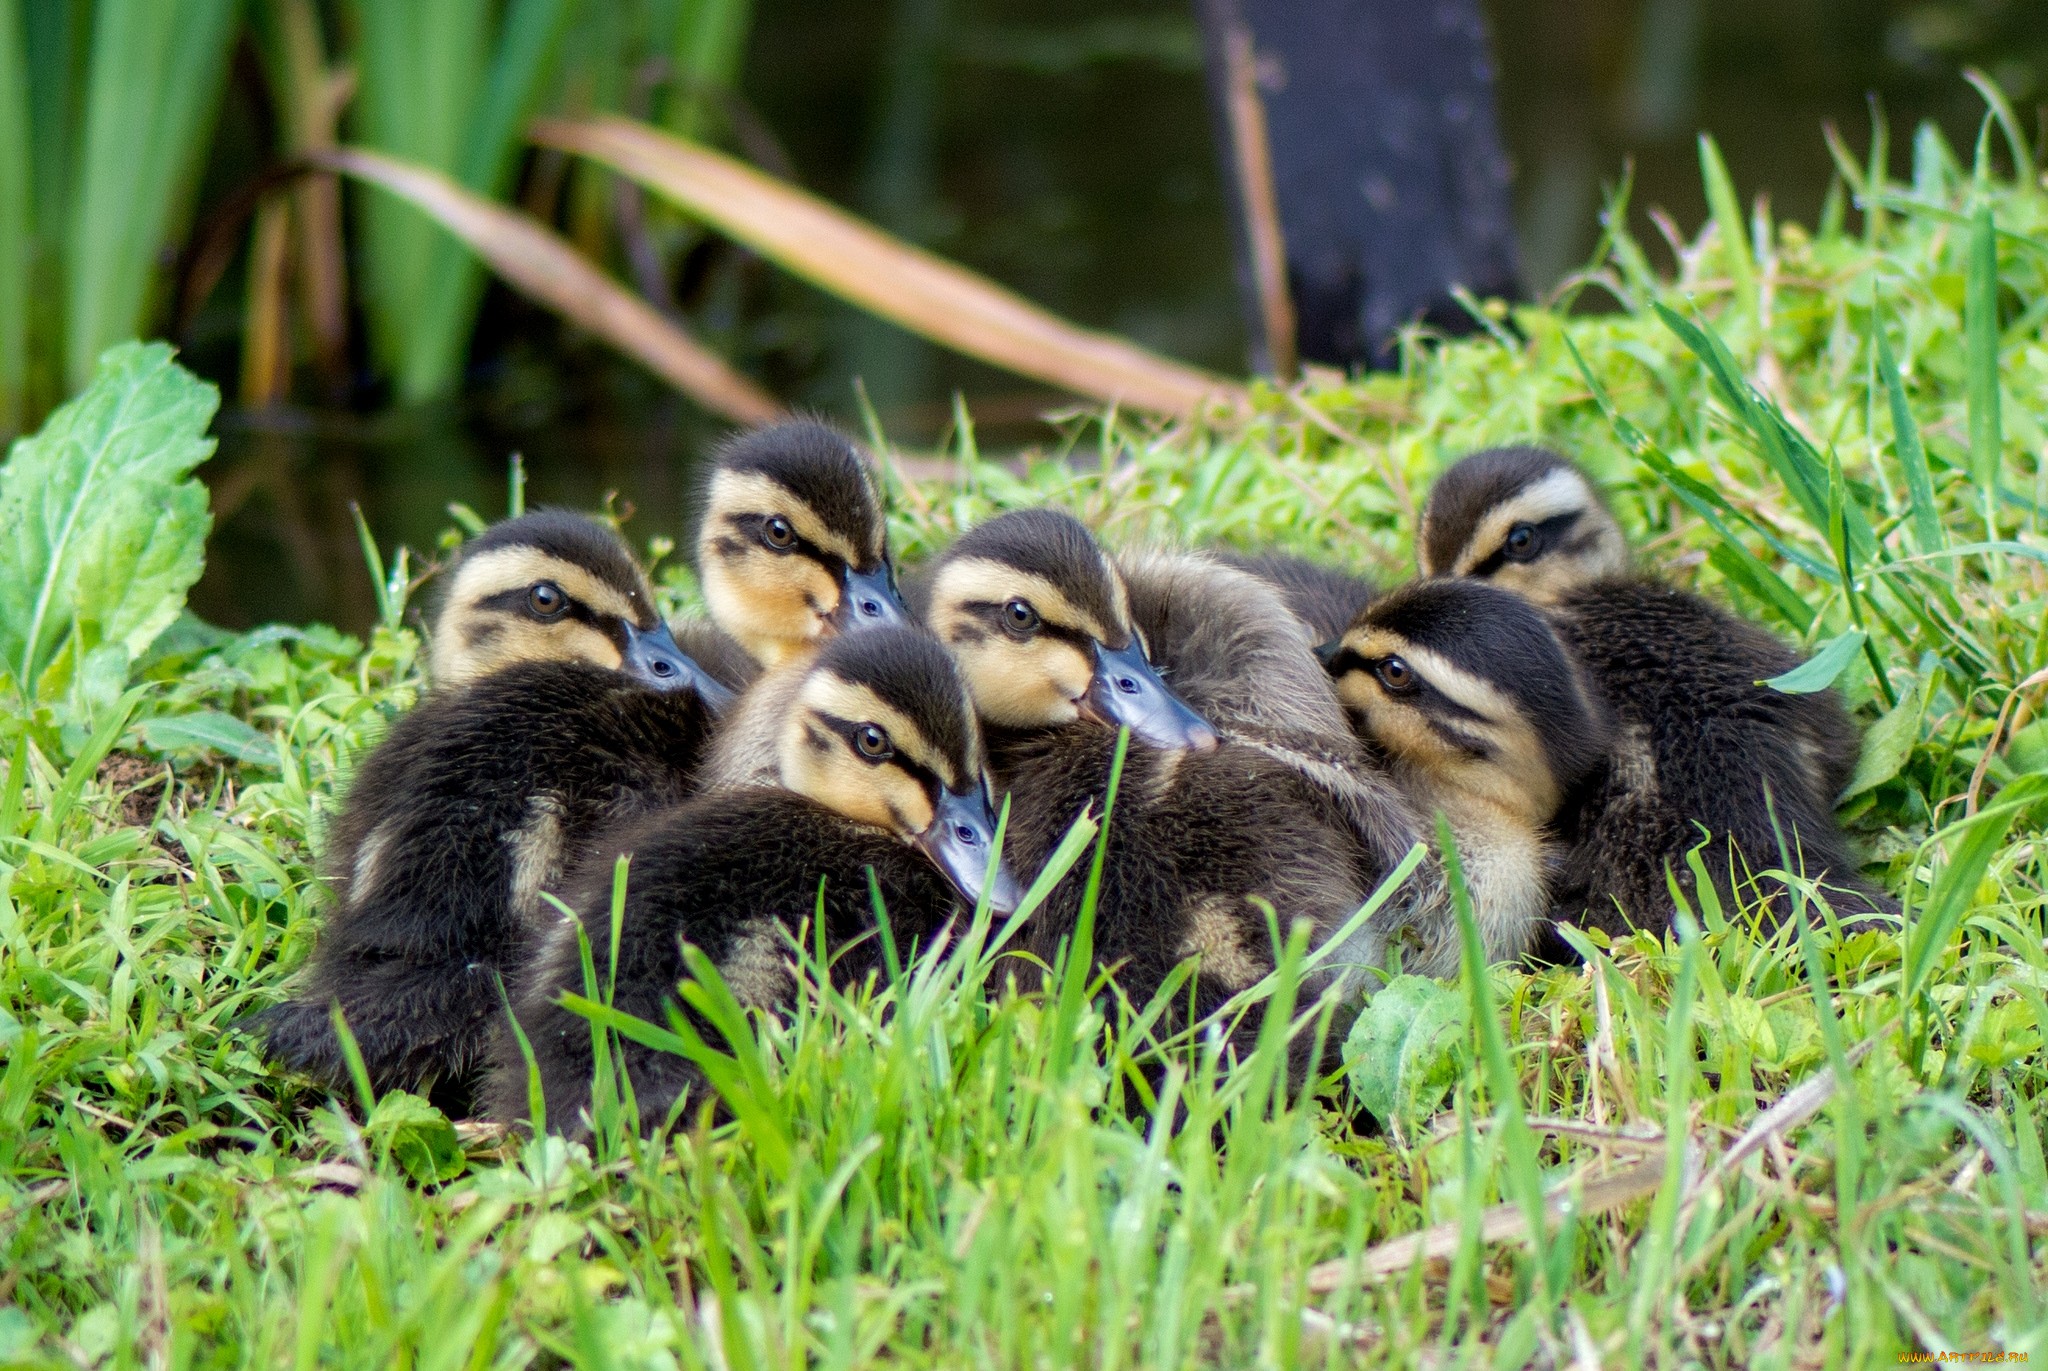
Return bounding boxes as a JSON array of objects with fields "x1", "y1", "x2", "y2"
[
  {"x1": 258, "y1": 510, "x2": 732, "y2": 1096},
  {"x1": 1214, "y1": 551, "x2": 1380, "y2": 645},
  {"x1": 1419, "y1": 446, "x2": 1887, "y2": 935},
  {"x1": 921, "y1": 512, "x2": 1415, "y2": 1057},
  {"x1": 494, "y1": 627, "x2": 1014, "y2": 1135},
  {"x1": 1323, "y1": 578, "x2": 1611, "y2": 973}
]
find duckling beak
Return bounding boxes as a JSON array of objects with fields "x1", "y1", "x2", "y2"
[
  {"x1": 1079, "y1": 640, "x2": 1220, "y2": 752},
  {"x1": 621, "y1": 620, "x2": 736, "y2": 713},
  {"x1": 916, "y1": 784, "x2": 1024, "y2": 915},
  {"x1": 831, "y1": 564, "x2": 911, "y2": 632},
  {"x1": 1314, "y1": 638, "x2": 1342, "y2": 669}
]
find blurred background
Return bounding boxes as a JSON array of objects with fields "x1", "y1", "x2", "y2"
[{"x1": 1, "y1": 0, "x2": 2042, "y2": 631}]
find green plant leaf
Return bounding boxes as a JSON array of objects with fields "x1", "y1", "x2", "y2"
[
  {"x1": 1873, "y1": 317, "x2": 1943, "y2": 554},
  {"x1": 1840, "y1": 673, "x2": 1929, "y2": 800},
  {"x1": 363, "y1": 1090, "x2": 467, "y2": 1184},
  {"x1": 0, "y1": 341, "x2": 218, "y2": 703},
  {"x1": 1344, "y1": 974, "x2": 1468, "y2": 1136},
  {"x1": 1761, "y1": 629, "x2": 1865, "y2": 695},
  {"x1": 1697, "y1": 133, "x2": 1754, "y2": 301},
  {"x1": 136, "y1": 710, "x2": 279, "y2": 767}
]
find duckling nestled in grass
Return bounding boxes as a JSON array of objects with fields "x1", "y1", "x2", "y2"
[
  {"x1": 1321, "y1": 578, "x2": 1612, "y2": 973},
  {"x1": 1418, "y1": 445, "x2": 1892, "y2": 936},
  {"x1": 493, "y1": 625, "x2": 1017, "y2": 1136},
  {"x1": 919, "y1": 510, "x2": 1402, "y2": 1060},
  {"x1": 691, "y1": 420, "x2": 914, "y2": 789},
  {"x1": 256, "y1": 510, "x2": 734, "y2": 1099}
]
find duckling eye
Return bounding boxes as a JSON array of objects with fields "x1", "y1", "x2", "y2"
[
  {"x1": 1503, "y1": 523, "x2": 1539, "y2": 561},
  {"x1": 1002, "y1": 599, "x2": 1040, "y2": 636},
  {"x1": 763, "y1": 516, "x2": 797, "y2": 550},
  {"x1": 527, "y1": 581, "x2": 567, "y2": 618},
  {"x1": 854, "y1": 724, "x2": 894, "y2": 760},
  {"x1": 1374, "y1": 656, "x2": 1417, "y2": 693}
]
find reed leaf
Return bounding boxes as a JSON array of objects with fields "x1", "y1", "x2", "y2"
[
  {"x1": 315, "y1": 145, "x2": 779, "y2": 423},
  {"x1": 352, "y1": 0, "x2": 573, "y2": 403},
  {"x1": 0, "y1": 0, "x2": 25, "y2": 434},
  {"x1": 532, "y1": 114, "x2": 1247, "y2": 417},
  {"x1": 62, "y1": 0, "x2": 239, "y2": 391}
]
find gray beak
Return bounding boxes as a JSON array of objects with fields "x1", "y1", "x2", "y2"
[
  {"x1": 916, "y1": 784, "x2": 1024, "y2": 915},
  {"x1": 832, "y1": 563, "x2": 911, "y2": 631},
  {"x1": 621, "y1": 620, "x2": 736, "y2": 714},
  {"x1": 1078, "y1": 639, "x2": 1220, "y2": 752},
  {"x1": 1314, "y1": 638, "x2": 1342, "y2": 668}
]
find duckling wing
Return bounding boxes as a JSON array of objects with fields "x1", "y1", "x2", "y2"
[
  {"x1": 257, "y1": 663, "x2": 716, "y2": 1099},
  {"x1": 492, "y1": 792, "x2": 959, "y2": 1136}
]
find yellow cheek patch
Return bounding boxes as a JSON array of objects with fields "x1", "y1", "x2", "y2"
[
  {"x1": 701, "y1": 548, "x2": 841, "y2": 666},
  {"x1": 776, "y1": 713, "x2": 939, "y2": 835},
  {"x1": 704, "y1": 469, "x2": 866, "y2": 568},
  {"x1": 949, "y1": 635, "x2": 1091, "y2": 730},
  {"x1": 432, "y1": 608, "x2": 623, "y2": 688}
]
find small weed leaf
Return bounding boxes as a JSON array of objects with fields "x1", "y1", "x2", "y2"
[
  {"x1": 1344, "y1": 974, "x2": 1469, "y2": 1137},
  {"x1": 363, "y1": 1091, "x2": 466, "y2": 1184},
  {"x1": 0, "y1": 341, "x2": 216, "y2": 715},
  {"x1": 1762, "y1": 628, "x2": 1866, "y2": 694}
]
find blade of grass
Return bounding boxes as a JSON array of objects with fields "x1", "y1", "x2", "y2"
[
  {"x1": 1965, "y1": 205, "x2": 2002, "y2": 537},
  {"x1": 315, "y1": 145, "x2": 779, "y2": 423},
  {"x1": 1049, "y1": 727, "x2": 1130, "y2": 1082},
  {"x1": 531, "y1": 114, "x2": 1247, "y2": 418},
  {"x1": 1873, "y1": 309, "x2": 1942, "y2": 554},
  {"x1": 1697, "y1": 134, "x2": 1754, "y2": 304}
]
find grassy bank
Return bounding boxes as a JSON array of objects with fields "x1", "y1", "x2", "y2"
[{"x1": 1, "y1": 123, "x2": 2045, "y2": 1367}]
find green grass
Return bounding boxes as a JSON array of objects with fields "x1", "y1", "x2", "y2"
[{"x1": 3, "y1": 114, "x2": 2047, "y2": 1366}]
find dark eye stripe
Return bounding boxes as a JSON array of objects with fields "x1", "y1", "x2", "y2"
[
  {"x1": 961, "y1": 601, "x2": 1093, "y2": 647},
  {"x1": 731, "y1": 513, "x2": 846, "y2": 574},
  {"x1": 1468, "y1": 509, "x2": 1583, "y2": 578}
]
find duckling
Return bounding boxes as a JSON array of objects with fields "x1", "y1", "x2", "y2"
[
  {"x1": 1321, "y1": 578, "x2": 1612, "y2": 973},
  {"x1": 1214, "y1": 550, "x2": 1380, "y2": 645},
  {"x1": 257, "y1": 510, "x2": 736, "y2": 1098},
  {"x1": 690, "y1": 419, "x2": 914, "y2": 789},
  {"x1": 917, "y1": 510, "x2": 1412, "y2": 1064},
  {"x1": 492, "y1": 625, "x2": 1018, "y2": 1135},
  {"x1": 1418, "y1": 446, "x2": 1890, "y2": 935}
]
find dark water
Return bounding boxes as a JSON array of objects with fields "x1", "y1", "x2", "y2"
[{"x1": 186, "y1": 0, "x2": 2048, "y2": 634}]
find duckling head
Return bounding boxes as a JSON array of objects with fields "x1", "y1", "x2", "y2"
[
  {"x1": 431, "y1": 509, "x2": 732, "y2": 706},
  {"x1": 1417, "y1": 446, "x2": 1628, "y2": 604},
  {"x1": 918, "y1": 508, "x2": 1219, "y2": 751},
  {"x1": 777, "y1": 625, "x2": 1024, "y2": 914},
  {"x1": 696, "y1": 420, "x2": 909, "y2": 668},
  {"x1": 1319, "y1": 578, "x2": 1609, "y2": 825}
]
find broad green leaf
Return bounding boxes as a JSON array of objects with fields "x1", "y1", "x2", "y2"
[
  {"x1": 0, "y1": 341, "x2": 218, "y2": 701},
  {"x1": 1841, "y1": 673, "x2": 1930, "y2": 800},
  {"x1": 1344, "y1": 974, "x2": 1468, "y2": 1136},
  {"x1": 1761, "y1": 629, "x2": 1865, "y2": 695},
  {"x1": 363, "y1": 1090, "x2": 466, "y2": 1184},
  {"x1": 136, "y1": 711, "x2": 280, "y2": 767}
]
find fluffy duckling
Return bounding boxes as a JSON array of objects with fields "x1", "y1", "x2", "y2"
[
  {"x1": 1322, "y1": 579, "x2": 1611, "y2": 972},
  {"x1": 691, "y1": 420, "x2": 915, "y2": 788},
  {"x1": 257, "y1": 510, "x2": 734, "y2": 1097},
  {"x1": 918, "y1": 510, "x2": 1395, "y2": 1060},
  {"x1": 493, "y1": 626, "x2": 1018, "y2": 1135},
  {"x1": 1419, "y1": 446, "x2": 1889, "y2": 934},
  {"x1": 694, "y1": 419, "x2": 908, "y2": 668}
]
